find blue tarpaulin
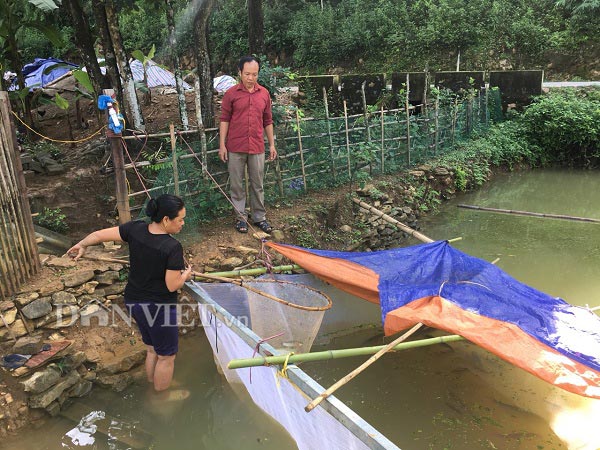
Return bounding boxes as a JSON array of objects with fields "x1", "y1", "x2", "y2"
[{"x1": 13, "y1": 58, "x2": 78, "y2": 91}]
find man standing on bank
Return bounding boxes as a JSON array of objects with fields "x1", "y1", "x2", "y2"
[{"x1": 219, "y1": 55, "x2": 277, "y2": 234}]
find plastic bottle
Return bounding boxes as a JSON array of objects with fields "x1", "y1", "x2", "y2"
[{"x1": 107, "y1": 102, "x2": 120, "y2": 128}]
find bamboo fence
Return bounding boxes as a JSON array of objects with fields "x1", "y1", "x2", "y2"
[
  {"x1": 116, "y1": 86, "x2": 492, "y2": 216},
  {"x1": 0, "y1": 92, "x2": 40, "y2": 299}
]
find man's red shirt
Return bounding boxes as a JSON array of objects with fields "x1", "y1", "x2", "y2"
[{"x1": 220, "y1": 83, "x2": 273, "y2": 154}]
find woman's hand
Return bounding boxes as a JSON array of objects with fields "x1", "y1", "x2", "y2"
[{"x1": 66, "y1": 242, "x2": 87, "y2": 260}]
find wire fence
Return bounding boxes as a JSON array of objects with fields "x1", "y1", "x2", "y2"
[{"x1": 119, "y1": 87, "x2": 502, "y2": 225}]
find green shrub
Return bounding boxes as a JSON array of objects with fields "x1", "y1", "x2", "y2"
[{"x1": 35, "y1": 207, "x2": 68, "y2": 233}]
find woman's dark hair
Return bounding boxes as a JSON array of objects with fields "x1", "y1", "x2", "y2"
[
  {"x1": 145, "y1": 194, "x2": 184, "y2": 223},
  {"x1": 238, "y1": 55, "x2": 260, "y2": 72}
]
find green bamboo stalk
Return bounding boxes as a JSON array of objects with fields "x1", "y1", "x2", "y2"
[
  {"x1": 197, "y1": 264, "x2": 302, "y2": 279},
  {"x1": 228, "y1": 334, "x2": 465, "y2": 369}
]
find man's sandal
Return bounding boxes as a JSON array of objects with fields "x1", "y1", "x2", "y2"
[
  {"x1": 254, "y1": 220, "x2": 273, "y2": 233},
  {"x1": 235, "y1": 220, "x2": 248, "y2": 233}
]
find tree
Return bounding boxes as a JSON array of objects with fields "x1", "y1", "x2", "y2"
[
  {"x1": 194, "y1": 0, "x2": 216, "y2": 128},
  {"x1": 164, "y1": 0, "x2": 188, "y2": 129},
  {"x1": 248, "y1": 0, "x2": 265, "y2": 55},
  {"x1": 61, "y1": 0, "x2": 107, "y2": 95}
]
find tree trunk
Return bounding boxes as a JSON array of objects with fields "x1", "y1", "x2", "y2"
[
  {"x1": 164, "y1": 0, "x2": 189, "y2": 130},
  {"x1": 104, "y1": 0, "x2": 145, "y2": 131},
  {"x1": 91, "y1": 0, "x2": 124, "y2": 111},
  {"x1": 61, "y1": 0, "x2": 106, "y2": 95},
  {"x1": 193, "y1": 0, "x2": 215, "y2": 128},
  {"x1": 248, "y1": 0, "x2": 265, "y2": 56},
  {"x1": 6, "y1": 33, "x2": 33, "y2": 133}
]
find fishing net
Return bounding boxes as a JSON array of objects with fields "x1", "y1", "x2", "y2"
[{"x1": 197, "y1": 278, "x2": 332, "y2": 355}]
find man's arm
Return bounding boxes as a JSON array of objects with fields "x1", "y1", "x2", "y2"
[
  {"x1": 219, "y1": 121, "x2": 230, "y2": 162},
  {"x1": 264, "y1": 124, "x2": 277, "y2": 161}
]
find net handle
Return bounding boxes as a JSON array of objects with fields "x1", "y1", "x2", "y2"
[{"x1": 192, "y1": 272, "x2": 332, "y2": 311}]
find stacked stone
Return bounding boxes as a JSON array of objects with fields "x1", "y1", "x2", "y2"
[{"x1": 0, "y1": 257, "x2": 126, "y2": 343}]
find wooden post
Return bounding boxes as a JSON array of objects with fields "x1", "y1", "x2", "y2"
[
  {"x1": 322, "y1": 87, "x2": 337, "y2": 180},
  {"x1": 194, "y1": 75, "x2": 208, "y2": 176},
  {"x1": 361, "y1": 81, "x2": 371, "y2": 142},
  {"x1": 275, "y1": 155, "x2": 284, "y2": 196},
  {"x1": 434, "y1": 96, "x2": 440, "y2": 155},
  {"x1": 405, "y1": 73, "x2": 411, "y2": 166},
  {"x1": 343, "y1": 100, "x2": 351, "y2": 178},
  {"x1": 380, "y1": 105, "x2": 385, "y2": 173},
  {"x1": 103, "y1": 89, "x2": 131, "y2": 224},
  {"x1": 170, "y1": 124, "x2": 180, "y2": 196},
  {"x1": 295, "y1": 109, "x2": 308, "y2": 191}
]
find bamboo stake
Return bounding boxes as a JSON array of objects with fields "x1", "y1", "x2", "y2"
[
  {"x1": 274, "y1": 155, "x2": 284, "y2": 196},
  {"x1": 434, "y1": 96, "x2": 440, "y2": 155},
  {"x1": 228, "y1": 334, "x2": 464, "y2": 369},
  {"x1": 353, "y1": 198, "x2": 434, "y2": 243},
  {"x1": 322, "y1": 87, "x2": 337, "y2": 180},
  {"x1": 295, "y1": 110, "x2": 308, "y2": 192},
  {"x1": 405, "y1": 73, "x2": 411, "y2": 166},
  {"x1": 380, "y1": 105, "x2": 385, "y2": 173},
  {"x1": 343, "y1": 100, "x2": 351, "y2": 178},
  {"x1": 192, "y1": 272, "x2": 332, "y2": 311},
  {"x1": 457, "y1": 204, "x2": 600, "y2": 223},
  {"x1": 199, "y1": 264, "x2": 301, "y2": 278},
  {"x1": 305, "y1": 323, "x2": 424, "y2": 412},
  {"x1": 170, "y1": 124, "x2": 179, "y2": 196},
  {"x1": 361, "y1": 81, "x2": 371, "y2": 143},
  {"x1": 193, "y1": 75, "x2": 209, "y2": 176}
]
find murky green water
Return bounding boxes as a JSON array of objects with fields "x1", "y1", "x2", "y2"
[
  {"x1": 305, "y1": 168, "x2": 600, "y2": 450},
  {"x1": 4, "y1": 169, "x2": 600, "y2": 450}
]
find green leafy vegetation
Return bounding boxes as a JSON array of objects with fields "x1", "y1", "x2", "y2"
[{"x1": 34, "y1": 207, "x2": 68, "y2": 233}]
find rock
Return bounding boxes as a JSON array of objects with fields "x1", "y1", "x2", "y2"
[
  {"x1": 67, "y1": 281, "x2": 99, "y2": 296},
  {"x1": 252, "y1": 231, "x2": 270, "y2": 240},
  {"x1": 62, "y1": 270, "x2": 95, "y2": 288},
  {"x1": 0, "y1": 308, "x2": 17, "y2": 327},
  {"x1": 60, "y1": 351, "x2": 87, "y2": 372},
  {"x1": 235, "y1": 245, "x2": 259, "y2": 255},
  {"x1": 12, "y1": 336, "x2": 44, "y2": 355},
  {"x1": 45, "y1": 401, "x2": 61, "y2": 417},
  {"x1": 21, "y1": 365, "x2": 62, "y2": 394},
  {"x1": 98, "y1": 349, "x2": 146, "y2": 375},
  {"x1": 28, "y1": 370, "x2": 80, "y2": 409},
  {"x1": 38, "y1": 280, "x2": 64, "y2": 296},
  {"x1": 67, "y1": 380, "x2": 92, "y2": 398},
  {"x1": 79, "y1": 304, "x2": 101, "y2": 317},
  {"x1": 46, "y1": 257, "x2": 76, "y2": 269},
  {"x1": 95, "y1": 372, "x2": 134, "y2": 392},
  {"x1": 401, "y1": 206, "x2": 413, "y2": 215},
  {"x1": 434, "y1": 167, "x2": 450, "y2": 176},
  {"x1": 102, "y1": 282, "x2": 126, "y2": 296},
  {"x1": 95, "y1": 271, "x2": 120, "y2": 285},
  {"x1": 339, "y1": 225, "x2": 352, "y2": 233},
  {"x1": 15, "y1": 292, "x2": 39, "y2": 308},
  {"x1": 220, "y1": 257, "x2": 243, "y2": 270},
  {"x1": 0, "y1": 320, "x2": 28, "y2": 341},
  {"x1": 21, "y1": 297, "x2": 52, "y2": 320},
  {"x1": 0, "y1": 301, "x2": 15, "y2": 312},
  {"x1": 109, "y1": 263, "x2": 124, "y2": 271},
  {"x1": 270, "y1": 229, "x2": 285, "y2": 241},
  {"x1": 51, "y1": 291, "x2": 77, "y2": 306},
  {"x1": 35, "y1": 307, "x2": 80, "y2": 329},
  {"x1": 408, "y1": 170, "x2": 425, "y2": 177}
]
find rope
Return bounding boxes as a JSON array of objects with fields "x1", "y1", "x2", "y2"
[
  {"x1": 177, "y1": 131, "x2": 263, "y2": 236},
  {"x1": 276, "y1": 351, "x2": 295, "y2": 386},
  {"x1": 11, "y1": 111, "x2": 106, "y2": 144},
  {"x1": 121, "y1": 137, "x2": 151, "y2": 199},
  {"x1": 249, "y1": 331, "x2": 285, "y2": 384}
]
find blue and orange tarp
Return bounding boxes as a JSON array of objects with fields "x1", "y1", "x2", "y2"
[{"x1": 267, "y1": 240, "x2": 600, "y2": 399}]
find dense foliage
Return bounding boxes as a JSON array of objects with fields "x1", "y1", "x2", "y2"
[{"x1": 438, "y1": 89, "x2": 600, "y2": 191}]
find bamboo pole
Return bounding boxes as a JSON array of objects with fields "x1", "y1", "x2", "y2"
[
  {"x1": 193, "y1": 75, "x2": 209, "y2": 176},
  {"x1": 228, "y1": 334, "x2": 464, "y2": 369},
  {"x1": 198, "y1": 264, "x2": 301, "y2": 278},
  {"x1": 457, "y1": 204, "x2": 600, "y2": 223},
  {"x1": 405, "y1": 73, "x2": 411, "y2": 166},
  {"x1": 170, "y1": 124, "x2": 180, "y2": 196},
  {"x1": 305, "y1": 323, "x2": 424, "y2": 412},
  {"x1": 295, "y1": 110, "x2": 308, "y2": 192},
  {"x1": 353, "y1": 198, "x2": 434, "y2": 243},
  {"x1": 343, "y1": 100, "x2": 351, "y2": 178},
  {"x1": 434, "y1": 96, "x2": 440, "y2": 155},
  {"x1": 121, "y1": 128, "x2": 214, "y2": 140},
  {"x1": 192, "y1": 272, "x2": 332, "y2": 311},
  {"x1": 274, "y1": 154, "x2": 284, "y2": 196},
  {"x1": 380, "y1": 105, "x2": 385, "y2": 173},
  {"x1": 322, "y1": 87, "x2": 337, "y2": 180},
  {"x1": 361, "y1": 81, "x2": 371, "y2": 143}
]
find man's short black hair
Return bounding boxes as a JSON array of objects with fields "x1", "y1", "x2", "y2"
[{"x1": 238, "y1": 56, "x2": 261, "y2": 72}]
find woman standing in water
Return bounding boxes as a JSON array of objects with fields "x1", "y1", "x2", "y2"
[{"x1": 67, "y1": 194, "x2": 192, "y2": 395}]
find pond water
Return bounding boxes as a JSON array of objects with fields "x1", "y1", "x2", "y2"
[
  {"x1": 303, "y1": 168, "x2": 600, "y2": 450},
  {"x1": 4, "y1": 168, "x2": 600, "y2": 450}
]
